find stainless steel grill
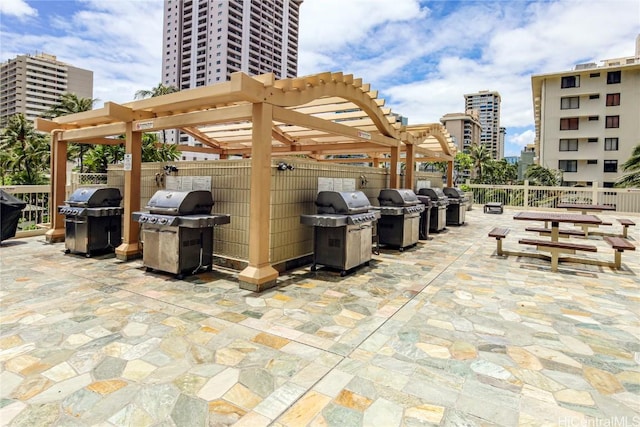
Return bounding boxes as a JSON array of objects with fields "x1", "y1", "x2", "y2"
[
  {"x1": 376, "y1": 189, "x2": 425, "y2": 251},
  {"x1": 443, "y1": 187, "x2": 469, "y2": 226},
  {"x1": 58, "y1": 187, "x2": 123, "y2": 257},
  {"x1": 301, "y1": 191, "x2": 380, "y2": 276},
  {"x1": 417, "y1": 188, "x2": 448, "y2": 232},
  {"x1": 133, "y1": 190, "x2": 230, "y2": 279}
]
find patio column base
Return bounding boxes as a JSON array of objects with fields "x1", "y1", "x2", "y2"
[
  {"x1": 238, "y1": 265, "x2": 278, "y2": 292},
  {"x1": 45, "y1": 228, "x2": 65, "y2": 243},
  {"x1": 115, "y1": 242, "x2": 141, "y2": 261}
]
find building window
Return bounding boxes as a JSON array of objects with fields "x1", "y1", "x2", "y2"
[
  {"x1": 560, "y1": 96, "x2": 579, "y2": 109},
  {"x1": 606, "y1": 93, "x2": 620, "y2": 106},
  {"x1": 589, "y1": 72, "x2": 600, "y2": 78},
  {"x1": 560, "y1": 118, "x2": 579, "y2": 130},
  {"x1": 604, "y1": 138, "x2": 619, "y2": 151},
  {"x1": 589, "y1": 94, "x2": 600, "y2": 99},
  {"x1": 587, "y1": 137, "x2": 598, "y2": 143},
  {"x1": 559, "y1": 139, "x2": 578, "y2": 151},
  {"x1": 603, "y1": 160, "x2": 617, "y2": 173},
  {"x1": 587, "y1": 159, "x2": 598, "y2": 165},
  {"x1": 606, "y1": 71, "x2": 621, "y2": 84},
  {"x1": 559, "y1": 160, "x2": 577, "y2": 172},
  {"x1": 605, "y1": 116, "x2": 619, "y2": 128},
  {"x1": 561, "y1": 75, "x2": 579, "y2": 88},
  {"x1": 588, "y1": 116, "x2": 599, "y2": 121}
]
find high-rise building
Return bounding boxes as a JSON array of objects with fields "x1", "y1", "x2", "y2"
[
  {"x1": 440, "y1": 111, "x2": 481, "y2": 182},
  {"x1": 531, "y1": 35, "x2": 640, "y2": 187},
  {"x1": 162, "y1": 0, "x2": 303, "y2": 158},
  {"x1": 163, "y1": 0, "x2": 301, "y2": 88},
  {"x1": 464, "y1": 90, "x2": 502, "y2": 160},
  {"x1": 440, "y1": 110, "x2": 482, "y2": 153},
  {"x1": 0, "y1": 53, "x2": 93, "y2": 126}
]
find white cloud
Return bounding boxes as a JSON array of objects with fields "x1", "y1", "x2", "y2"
[
  {"x1": 0, "y1": 0, "x2": 37, "y2": 18},
  {"x1": 508, "y1": 129, "x2": 536, "y2": 149}
]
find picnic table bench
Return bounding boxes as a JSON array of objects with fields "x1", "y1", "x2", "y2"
[
  {"x1": 604, "y1": 236, "x2": 636, "y2": 269},
  {"x1": 518, "y1": 238, "x2": 598, "y2": 272},
  {"x1": 484, "y1": 202, "x2": 503, "y2": 214}
]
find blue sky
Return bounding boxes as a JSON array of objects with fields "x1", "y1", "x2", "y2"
[{"x1": 1, "y1": 0, "x2": 639, "y2": 157}]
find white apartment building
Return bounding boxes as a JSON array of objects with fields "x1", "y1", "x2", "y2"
[
  {"x1": 531, "y1": 36, "x2": 640, "y2": 187},
  {"x1": 162, "y1": 0, "x2": 302, "y2": 159},
  {"x1": 0, "y1": 53, "x2": 93, "y2": 126},
  {"x1": 464, "y1": 90, "x2": 502, "y2": 160}
]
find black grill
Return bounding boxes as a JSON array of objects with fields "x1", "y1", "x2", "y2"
[
  {"x1": 376, "y1": 189, "x2": 424, "y2": 250},
  {"x1": 58, "y1": 187, "x2": 124, "y2": 257},
  {"x1": 417, "y1": 188, "x2": 448, "y2": 232},
  {"x1": 443, "y1": 187, "x2": 469, "y2": 225},
  {"x1": 301, "y1": 191, "x2": 380, "y2": 276}
]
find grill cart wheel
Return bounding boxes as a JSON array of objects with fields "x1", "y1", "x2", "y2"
[
  {"x1": 310, "y1": 264, "x2": 317, "y2": 272},
  {"x1": 85, "y1": 252, "x2": 91, "y2": 258},
  {"x1": 65, "y1": 249, "x2": 71, "y2": 254},
  {"x1": 340, "y1": 270, "x2": 347, "y2": 277},
  {"x1": 176, "y1": 274, "x2": 185, "y2": 280}
]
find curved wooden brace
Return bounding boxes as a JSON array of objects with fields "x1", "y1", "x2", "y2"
[{"x1": 266, "y1": 74, "x2": 399, "y2": 139}]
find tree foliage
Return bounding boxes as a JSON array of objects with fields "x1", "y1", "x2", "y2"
[
  {"x1": 525, "y1": 164, "x2": 561, "y2": 186},
  {"x1": 615, "y1": 144, "x2": 640, "y2": 188},
  {"x1": 0, "y1": 114, "x2": 50, "y2": 184}
]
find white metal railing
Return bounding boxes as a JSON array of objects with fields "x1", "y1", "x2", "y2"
[
  {"x1": 2, "y1": 181, "x2": 639, "y2": 241},
  {"x1": 467, "y1": 181, "x2": 640, "y2": 214}
]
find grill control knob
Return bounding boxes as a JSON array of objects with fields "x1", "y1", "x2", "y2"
[
  {"x1": 159, "y1": 218, "x2": 168, "y2": 225},
  {"x1": 149, "y1": 217, "x2": 157, "y2": 224},
  {"x1": 73, "y1": 209, "x2": 79, "y2": 215},
  {"x1": 139, "y1": 216, "x2": 147, "y2": 223}
]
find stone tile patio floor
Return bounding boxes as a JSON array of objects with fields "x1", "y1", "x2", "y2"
[{"x1": 1, "y1": 208, "x2": 639, "y2": 426}]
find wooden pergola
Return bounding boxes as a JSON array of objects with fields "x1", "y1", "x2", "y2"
[{"x1": 36, "y1": 71, "x2": 456, "y2": 289}]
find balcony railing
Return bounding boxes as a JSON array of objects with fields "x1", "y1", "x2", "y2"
[
  {"x1": 2, "y1": 180, "x2": 638, "y2": 241},
  {"x1": 468, "y1": 181, "x2": 640, "y2": 214},
  {"x1": 1, "y1": 174, "x2": 108, "y2": 239}
]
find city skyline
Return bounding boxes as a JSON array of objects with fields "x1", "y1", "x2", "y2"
[{"x1": 1, "y1": 0, "x2": 638, "y2": 157}]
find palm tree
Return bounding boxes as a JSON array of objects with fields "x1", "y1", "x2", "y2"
[
  {"x1": 135, "y1": 83, "x2": 179, "y2": 153},
  {"x1": 469, "y1": 143, "x2": 491, "y2": 182},
  {"x1": 0, "y1": 114, "x2": 50, "y2": 184},
  {"x1": 44, "y1": 93, "x2": 96, "y2": 172},
  {"x1": 615, "y1": 144, "x2": 640, "y2": 188},
  {"x1": 525, "y1": 165, "x2": 561, "y2": 186}
]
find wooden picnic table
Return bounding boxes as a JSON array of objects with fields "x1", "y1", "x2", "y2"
[
  {"x1": 557, "y1": 203, "x2": 616, "y2": 214},
  {"x1": 556, "y1": 203, "x2": 615, "y2": 235},
  {"x1": 514, "y1": 211, "x2": 602, "y2": 242},
  {"x1": 512, "y1": 211, "x2": 602, "y2": 271}
]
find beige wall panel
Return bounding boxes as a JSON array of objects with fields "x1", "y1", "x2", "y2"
[{"x1": 108, "y1": 158, "x2": 442, "y2": 268}]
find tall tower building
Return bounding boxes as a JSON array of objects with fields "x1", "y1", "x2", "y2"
[
  {"x1": 464, "y1": 90, "x2": 502, "y2": 159},
  {"x1": 163, "y1": 0, "x2": 302, "y2": 89},
  {"x1": 162, "y1": 0, "x2": 302, "y2": 158},
  {"x1": 531, "y1": 36, "x2": 640, "y2": 187},
  {"x1": 0, "y1": 53, "x2": 93, "y2": 126}
]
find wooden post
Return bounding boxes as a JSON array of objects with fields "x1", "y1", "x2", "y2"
[
  {"x1": 115, "y1": 122, "x2": 142, "y2": 260},
  {"x1": 389, "y1": 145, "x2": 400, "y2": 188},
  {"x1": 45, "y1": 130, "x2": 67, "y2": 243},
  {"x1": 404, "y1": 143, "x2": 415, "y2": 190},
  {"x1": 447, "y1": 160, "x2": 454, "y2": 187},
  {"x1": 238, "y1": 102, "x2": 279, "y2": 291}
]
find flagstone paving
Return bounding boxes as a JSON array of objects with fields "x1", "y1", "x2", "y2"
[{"x1": 1, "y1": 208, "x2": 638, "y2": 426}]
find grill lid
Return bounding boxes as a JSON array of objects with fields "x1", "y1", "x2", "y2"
[
  {"x1": 443, "y1": 187, "x2": 464, "y2": 199},
  {"x1": 315, "y1": 191, "x2": 371, "y2": 215},
  {"x1": 418, "y1": 187, "x2": 446, "y2": 200},
  {"x1": 416, "y1": 195, "x2": 432, "y2": 207},
  {"x1": 65, "y1": 187, "x2": 122, "y2": 207},
  {"x1": 378, "y1": 189, "x2": 420, "y2": 207},
  {"x1": 146, "y1": 190, "x2": 214, "y2": 215}
]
